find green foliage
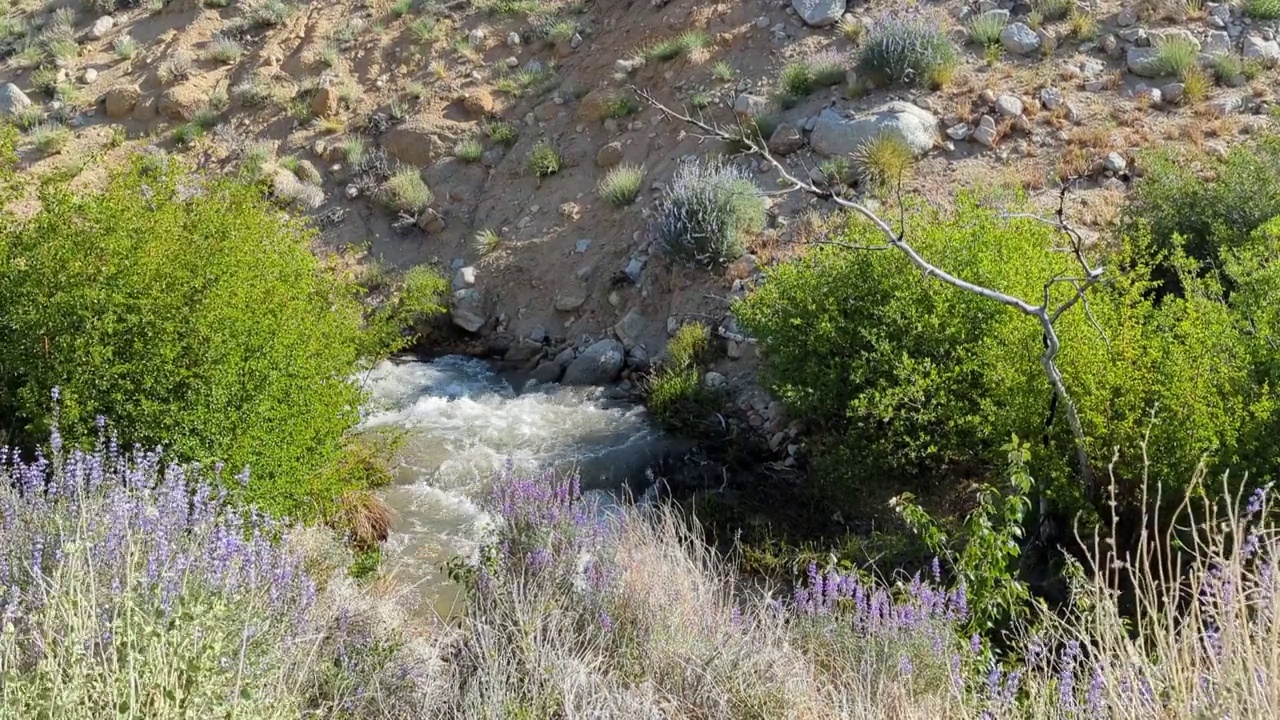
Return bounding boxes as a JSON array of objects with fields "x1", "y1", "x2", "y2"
[
  {"x1": 710, "y1": 60, "x2": 735, "y2": 82},
  {"x1": 1154, "y1": 35, "x2": 1199, "y2": 79},
  {"x1": 379, "y1": 167, "x2": 433, "y2": 214},
  {"x1": 654, "y1": 159, "x2": 765, "y2": 268},
  {"x1": 644, "y1": 30, "x2": 710, "y2": 62},
  {"x1": 526, "y1": 142, "x2": 562, "y2": 177},
  {"x1": 735, "y1": 198, "x2": 1280, "y2": 506},
  {"x1": 777, "y1": 52, "x2": 845, "y2": 101},
  {"x1": 0, "y1": 156, "x2": 372, "y2": 520},
  {"x1": 893, "y1": 439, "x2": 1036, "y2": 631},
  {"x1": 483, "y1": 121, "x2": 518, "y2": 146},
  {"x1": 454, "y1": 137, "x2": 484, "y2": 162},
  {"x1": 646, "y1": 323, "x2": 720, "y2": 435},
  {"x1": 851, "y1": 132, "x2": 915, "y2": 194},
  {"x1": 1032, "y1": 0, "x2": 1073, "y2": 20},
  {"x1": 1209, "y1": 52, "x2": 1242, "y2": 84},
  {"x1": 602, "y1": 94, "x2": 638, "y2": 119},
  {"x1": 857, "y1": 13, "x2": 957, "y2": 89},
  {"x1": 362, "y1": 265, "x2": 449, "y2": 354},
  {"x1": 1245, "y1": 0, "x2": 1280, "y2": 19},
  {"x1": 1122, "y1": 135, "x2": 1280, "y2": 294}
]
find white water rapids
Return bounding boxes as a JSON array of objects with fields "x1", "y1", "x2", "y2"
[{"x1": 357, "y1": 355, "x2": 672, "y2": 614}]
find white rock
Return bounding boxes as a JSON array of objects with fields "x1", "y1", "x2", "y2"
[
  {"x1": 1103, "y1": 152, "x2": 1127, "y2": 173},
  {"x1": 704, "y1": 371, "x2": 727, "y2": 389},
  {"x1": 1244, "y1": 35, "x2": 1280, "y2": 63},
  {"x1": 468, "y1": 29, "x2": 486, "y2": 47},
  {"x1": 1039, "y1": 87, "x2": 1062, "y2": 110},
  {"x1": 507, "y1": 32, "x2": 521, "y2": 46},
  {"x1": 946, "y1": 122, "x2": 972, "y2": 140},
  {"x1": 1000, "y1": 22, "x2": 1041, "y2": 55},
  {"x1": 995, "y1": 94, "x2": 1024, "y2": 117},
  {"x1": 1126, "y1": 46, "x2": 1164, "y2": 77},
  {"x1": 791, "y1": 0, "x2": 846, "y2": 27},
  {"x1": 88, "y1": 16, "x2": 114, "y2": 40},
  {"x1": 733, "y1": 93, "x2": 770, "y2": 116},
  {"x1": 810, "y1": 102, "x2": 939, "y2": 158},
  {"x1": 452, "y1": 265, "x2": 476, "y2": 291},
  {"x1": 449, "y1": 289, "x2": 487, "y2": 333},
  {"x1": 0, "y1": 82, "x2": 32, "y2": 117},
  {"x1": 1203, "y1": 31, "x2": 1232, "y2": 55},
  {"x1": 82, "y1": 68, "x2": 98, "y2": 84},
  {"x1": 973, "y1": 115, "x2": 998, "y2": 147}
]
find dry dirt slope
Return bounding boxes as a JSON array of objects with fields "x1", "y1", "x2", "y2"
[{"x1": 1, "y1": 0, "x2": 1277, "y2": 403}]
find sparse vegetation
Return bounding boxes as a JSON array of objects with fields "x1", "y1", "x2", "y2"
[
  {"x1": 454, "y1": 137, "x2": 484, "y2": 163},
  {"x1": 1153, "y1": 35, "x2": 1199, "y2": 78},
  {"x1": 340, "y1": 136, "x2": 366, "y2": 166},
  {"x1": 1182, "y1": 65, "x2": 1212, "y2": 101},
  {"x1": 28, "y1": 121, "x2": 71, "y2": 154},
  {"x1": 967, "y1": 11, "x2": 1007, "y2": 47},
  {"x1": 483, "y1": 120, "x2": 518, "y2": 146},
  {"x1": 777, "y1": 50, "x2": 846, "y2": 103},
  {"x1": 473, "y1": 227, "x2": 501, "y2": 256},
  {"x1": 857, "y1": 12, "x2": 958, "y2": 88},
  {"x1": 602, "y1": 93, "x2": 638, "y2": 118},
  {"x1": 157, "y1": 51, "x2": 194, "y2": 83},
  {"x1": 1032, "y1": 0, "x2": 1073, "y2": 20},
  {"x1": 379, "y1": 167, "x2": 432, "y2": 214},
  {"x1": 597, "y1": 163, "x2": 645, "y2": 207},
  {"x1": 526, "y1": 141, "x2": 562, "y2": 177},
  {"x1": 710, "y1": 59, "x2": 734, "y2": 82},
  {"x1": 644, "y1": 29, "x2": 710, "y2": 62},
  {"x1": 838, "y1": 15, "x2": 864, "y2": 43},
  {"x1": 246, "y1": 0, "x2": 294, "y2": 27},
  {"x1": 206, "y1": 35, "x2": 244, "y2": 64}
]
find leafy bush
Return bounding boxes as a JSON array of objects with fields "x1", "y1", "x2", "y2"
[
  {"x1": 0, "y1": 154, "x2": 373, "y2": 520},
  {"x1": 1122, "y1": 134, "x2": 1280, "y2": 294},
  {"x1": 597, "y1": 163, "x2": 645, "y2": 207},
  {"x1": 0, "y1": 429, "x2": 438, "y2": 717},
  {"x1": 735, "y1": 199, "x2": 1280, "y2": 503},
  {"x1": 857, "y1": 13, "x2": 958, "y2": 89},
  {"x1": 1246, "y1": 0, "x2": 1280, "y2": 19},
  {"x1": 526, "y1": 141, "x2": 562, "y2": 177},
  {"x1": 653, "y1": 158, "x2": 766, "y2": 268}
]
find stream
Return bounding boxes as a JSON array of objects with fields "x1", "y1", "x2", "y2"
[{"x1": 358, "y1": 355, "x2": 673, "y2": 615}]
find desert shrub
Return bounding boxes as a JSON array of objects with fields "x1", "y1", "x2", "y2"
[
  {"x1": 597, "y1": 163, "x2": 645, "y2": 207},
  {"x1": 646, "y1": 323, "x2": 720, "y2": 434},
  {"x1": 206, "y1": 34, "x2": 244, "y2": 64},
  {"x1": 483, "y1": 120, "x2": 517, "y2": 146},
  {"x1": 525, "y1": 141, "x2": 562, "y2": 177},
  {"x1": 644, "y1": 29, "x2": 710, "y2": 61},
  {"x1": 857, "y1": 13, "x2": 957, "y2": 89},
  {"x1": 967, "y1": 11, "x2": 1007, "y2": 47},
  {"x1": 0, "y1": 155, "x2": 373, "y2": 520},
  {"x1": 246, "y1": 0, "x2": 294, "y2": 27},
  {"x1": 1122, "y1": 134, "x2": 1280, "y2": 294},
  {"x1": 379, "y1": 167, "x2": 433, "y2": 213},
  {"x1": 1032, "y1": 0, "x2": 1073, "y2": 20},
  {"x1": 711, "y1": 59, "x2": 734, "y2": 81},
  {"x1": 1182, "y1": 65, "x2": 1212, "y2": 101},
  {"x1": 27, "y1": 121, "x2": 70, "y2": 154},
  {"x1": 653, "y1": 158, "x2": 766, "y2": 268},
  {"x1": 735, "y1": 199, "x2": 1280, "y2": 503},
  {"x1": 777, "y1": 50, "x2": 846, "y2": 100},
  {"x1": 0, "y1": 431, "x2": 440, "y2": 718},
  {"x1": 1210, "y1": 53, "x2": 1243, "y2": 84}
]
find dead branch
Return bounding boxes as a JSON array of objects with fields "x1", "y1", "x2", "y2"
[{"x1": 636, "y1": 86, "x2": 1105, "y2": 495}]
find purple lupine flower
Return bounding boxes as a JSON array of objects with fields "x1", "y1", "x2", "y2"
[
  {"x1": 1059, "y1": 640, "x2": 1080, "y2": 712},
  {"x1": 1246, "y1": 486, "x2": 1267, "y2": 518}
]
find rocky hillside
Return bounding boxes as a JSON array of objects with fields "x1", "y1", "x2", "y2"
[{"x1": 1, "y1": 0, "x2": 1274, "y2": 411}]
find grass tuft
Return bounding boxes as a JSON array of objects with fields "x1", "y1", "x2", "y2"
[
  {"x1": 525, "y1": 141, "x2": 562, "y2": 177},
  {"x1": 597, "y1": 163, "x2": 645, "y2": 207}
]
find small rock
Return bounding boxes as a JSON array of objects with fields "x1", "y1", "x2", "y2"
[
  {"x1": 733, "y1": 93, "x2": 770, "y2": 117},
  {"x1": 973, "y1": 115, "x2": 998, "y2": 148},
  {"x1": 452, "y1": 265, "x2": 476, "y2": 291},
  {"x1": 563, "y1": 339, "x2": 626, "y2": 385},
  {"x1": 995, "y1": 94, "x2": 1024, "y2": 117},
  {"x1": 417, "y1": 208, "x2": 446, "y2": 233},
  {"x1": 623, "y1": 256, "x2": 645, "y2": 284},
  {"x1": 1126, "y1": 47, "x2": 1164, "y2": 77},
  {"x1": 311, "y1": 86, "x2": 339, "y2": 119},
  {"x1": 1161, "y1": 82, "x2": 1185, "y2": 104},
  {"x1": 555, "y1": 286, "x2": 588, "y2": 311},
  {"x1": 1244, "y1": 35, "x2": 1280, "y2": 63},
  {"x1": 1103, "y1": 151, "x2": 1127, "y2": 173},
  {"x1": 1135, "y1": 86, "x2": 1162, "y2": 105},
  {"x1": 88, "y1": 15, "x2": 115, "y2": 40},
  {"x1": 1204, "y1": 31, "x2": 1232, "y2": 55},
  {"x1": 595, "y1": 141, "x2": 624, "y2": 167},
  {"x1": 462, "y1": 89, "x2": 496, "y2": 117},
  {"x1": 767, "y1": 123, "x2": 804, "y2": 155},
  {"x1": 946, "y1": 122, "x2": 972, "y2": 140},
  {"x1": 82, "y1": 68, "x2": 99, "y2": 84},
  {"x1": 0, "y1": 83, "x2": 32, "y2": 117},
  {"x1": 449, "y1": 289, "x2": 487, "y2": 333},
  {"x1": 575, "y1": 238, "x2": 592, "y2": 253},
  {"x1": 614, "y1": 309, "x2": 645, "y2": 348},
  {"x1": 507, "y1": 32, "x2": 521, "y2": 46},
  {"x1": 791, "y1": 0, "x2": 845, "y2": 27},
  {"x1": 1039, "y1": 87, "x2": 1062, "y2": 110},
  {"x1": 504, "y1": 56, "x2": 519, "y2": 68},
  {"x1": 1000, "y1": 22, "x2": 1041, "y2": 55},
  {"x1": 703, "y1": 371, "x2": 727, "y2": 389},
  {"x1": 1115, "y1": 6, "x2": 1137, "y2": 26},
  {"x1": 468, "y1": 29, "x2": 486, "y2": 47}
]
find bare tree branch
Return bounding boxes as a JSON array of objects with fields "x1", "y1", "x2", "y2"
[{"x1": 636, "y1": 86, "x2": 1107, "y2": 495}]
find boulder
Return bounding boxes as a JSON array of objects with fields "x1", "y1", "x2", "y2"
[
  {"x1": 595, "y1": 141, "x2": 624, "y2": 167},
  {"x1": 1126, "y1": 47, "x2": 1163, "y2": 77},
  {"x1": 88, "y1": 16, "x2": 114, "y2": 40},
  {"x1": 1244, "y1": 35, "x2": 1280, "y2": 64},
  {"x1": 1203, "y1": 31, "x2": 1231, "y2": 56},
  {"x1": 452, "y1": 266, "x2": 476, "y2": 291},
  {"x1": 158, "y1": 84, "x2": 205, "y2": 121},
  {"x1": 554, "y1": 285, "x2": 588, "y2": 311},
  {"x1": 613, "y1": 308, "x2": 645, "y2": 348},
  {"x1": 577, "y1": 88, "x2": 625, "y2": 121},
  {"x1": 311, "y1": 86, "x2": 339, "y2": 118},
  {"x1": 562, "y1": 339, "x2": 625, "y2": 385},
  {"x1": 791, "y1": 0, "x2": 845, "y2": 27},
  {"x1": 462, "y1": 89, "x2": 496, "y2": 117},
  {"x1": 809, "y1": 102, "x2": 938, "y2": 158},
  {"x1": 0, "y1": 83, "x2": 32, "y2": 118},
  {"x1": 449, "y1": 289, "x2": 487, "y2": 333},
  {"x1": 733, "y1": 92, "x2": 770, "y2": 117},
  {"x1": 972, "y1": 115, "x2": 998, "y2": 148},
  {"x1": 995, "y1": 94, "x2": 1023, "y2": 117},
  {"x1": 1000, "y1": 22, "x2": 1040, "y2": 55},
  {"x1": 767, "y1": 123, "x2": 804, "y2": 155}
]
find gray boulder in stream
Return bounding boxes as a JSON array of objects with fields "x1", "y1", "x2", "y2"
[{"x1": 562, "y1": 339, "x2": 625, "y2": 385}]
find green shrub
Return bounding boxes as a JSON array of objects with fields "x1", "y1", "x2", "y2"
[
  {"x1": 777, "y1": 51, "x2": 846, "y2": 101},
  {"x1": 597, "y1": 163, "x2": 645, "y2": 207},
  {"x1": 851, "y1": 132, "x2": 916, "y2": 193},
  {"x1": 1245, "y1": 0, "x2": 1280, "y2": 19},
  {"x1": 711, "y1": 60, "x2": 735, "y2": 82},
  {"x1": 647, "y1": 323, "x2": 720, "y2": 434},
  {"x1": 483, "y1": 120, "x2": 518, "y2": 146},
  {"x1": 526, "y1": 141, "x2": 562, "y2": 177},
  {"x1": 0, "y1": 154, "x2": 374, "y2": 520},
  {"x1": 654, "y1": 158, "x2": 766, "y2": 268},
  {"x1": 735, "y1": 198, "x2": 1280, "y2": 504},
  {"x1": 1154, "y1": 35, "x2": 1199, "y2": 78},
  {"x1": 644, "y1": 29, "x2": 710, "y2": 62},
  {"x1": 454, "y1": 136, "x2": 484, "y2": 162},
  {"x1": 1122, "y1": 135, "x2": 1280, "y2": 294},
  {"x1": 857, "y1": 13, "x2": 957, "y2": 89},
  {"x1": 1032, "y1": 0, "x2": 1073, "y2": 21}
]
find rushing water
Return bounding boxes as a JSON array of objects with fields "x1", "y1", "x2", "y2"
[{"x1": 357, "y1": 355, "x2": 671, "y2": 615}]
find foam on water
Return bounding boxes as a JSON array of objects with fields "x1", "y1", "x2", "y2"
[{"x1": 357, "y1": 356, "x2": 669, "y2": 613}]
